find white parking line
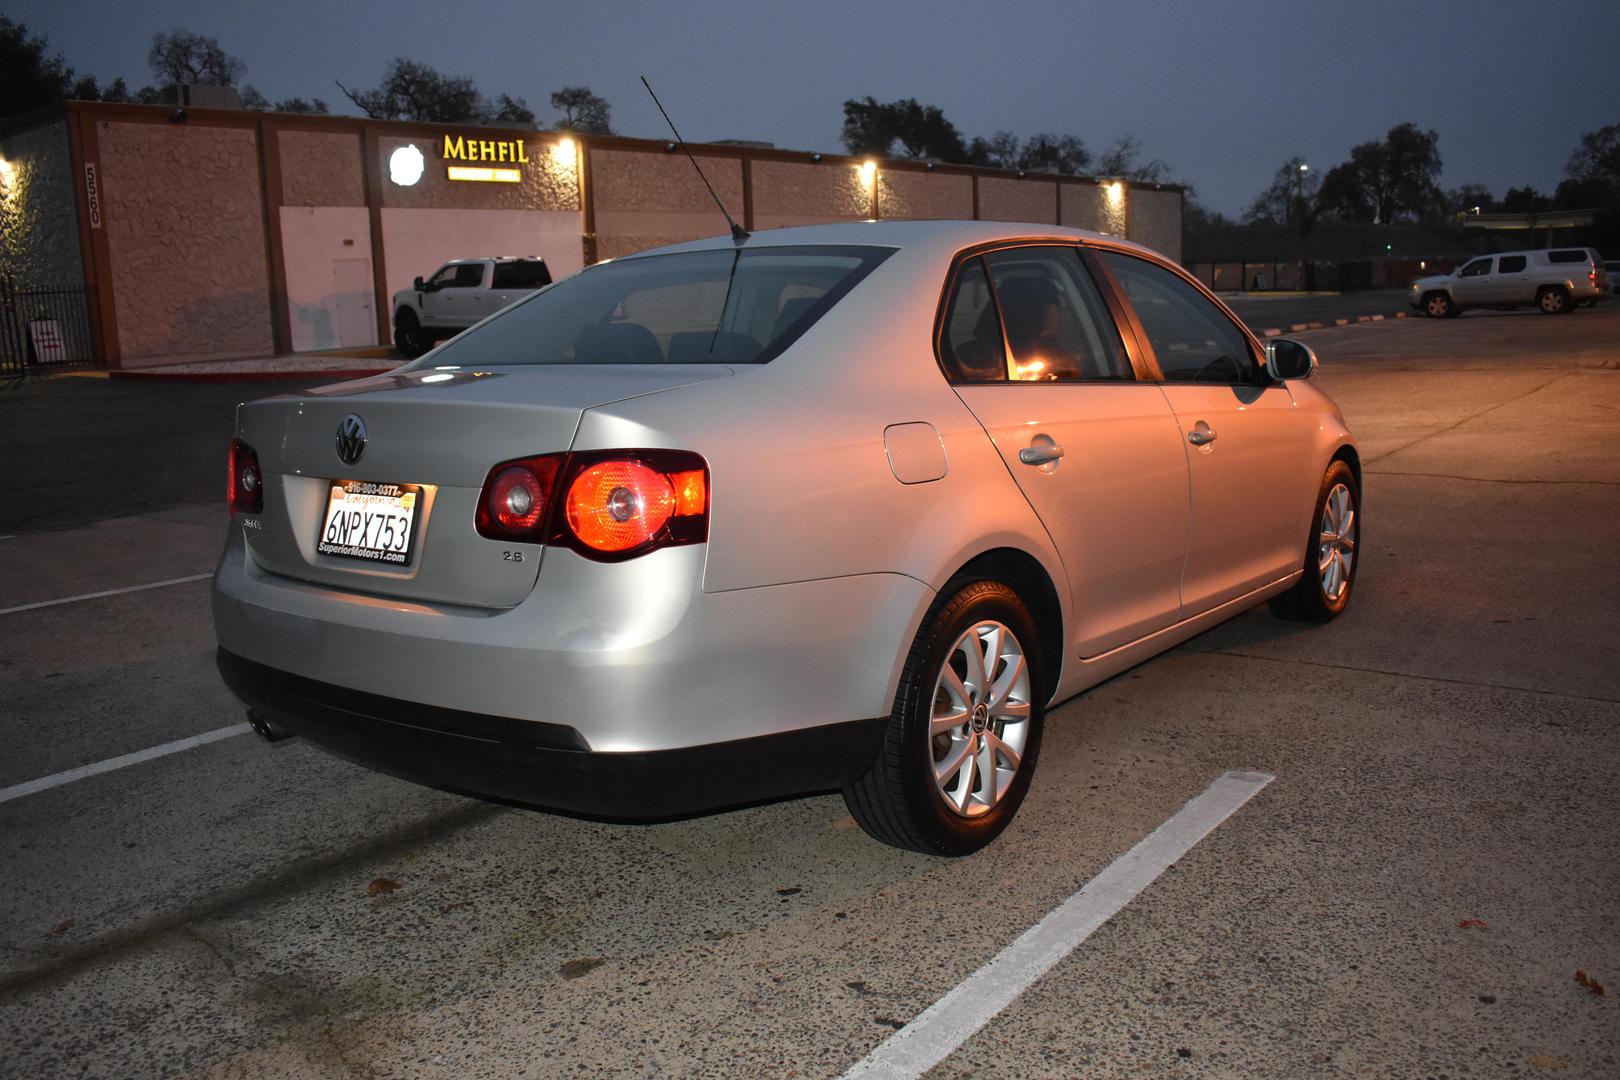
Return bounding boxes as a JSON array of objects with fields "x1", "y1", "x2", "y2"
[
  {"x1": 839, "y1": 770, "x2": 1275, "y2": 1080},
  {"x1": 0, "y1": 573, "x2": 212, "y2": 617},
  {"x1": 0, "y1": 723, "x2": 252, "y2": 806}
]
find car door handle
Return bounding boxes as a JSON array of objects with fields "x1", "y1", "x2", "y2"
[
  {"x1": 1019, "y1": 443, "x2": 1065, "y2": 465},
  {"x1": 1187, "y1": 426, "x2": 1217, "y2": 446}
]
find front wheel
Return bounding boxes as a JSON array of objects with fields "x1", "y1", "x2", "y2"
[
  {"x1": 1422, "y1": 292, "x2": 1455, "y2": 319},
  {"x1": 394, "y1": 309, "x2": 432, "y2": 357},
  {"x1": 844, "y1": 579, "x2": 1045, "y2": 856},
  {"x1": 1269, "y1": 460, "x2": 1360, "y2": 623}
]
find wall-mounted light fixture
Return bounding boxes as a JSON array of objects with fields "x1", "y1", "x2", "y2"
[
  {"x1": 0, "y1": 156, "x2": 15, "y2": 199},
  {"x1": 811, "y1": 153, "x2": 823, "y2": 163},
  {"x1": 552, "y1": 137, "x2": 578, "y2": 168},
  {"x1": 168, "y1": 108, "x2": 188, "y2": 123},
  {"x1": 858, "y1": 159, "x2": 877, "y2": 188},
  {"x1": 664, "y1": 141, "x2": 677, "y2": 153}
]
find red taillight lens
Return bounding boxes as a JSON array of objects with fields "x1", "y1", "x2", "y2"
[
  {"x1": 475, "y1": 455, "x2": 562, "y2": 540},
  {"x1": 473, "y1": 449, "x2": 708, "y2": 559},
  {"x1": 228, "y1": 438, "x2": 263, "y2": 514}
]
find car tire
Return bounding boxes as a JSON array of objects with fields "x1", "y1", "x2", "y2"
[
  {"x1": 1537, "y1": 286, "x2": 1571, "y2": 315},
  {"x1": 844, "y1": 579, "x2": 1045, "y2": 856},
  {"x1": 1269, "y1": 459, "x2": 1360, "y2": 623},
  {"x1": 394, "y1": 309, "x2": 432, "y2": 357},
  {"x1": 1422, "y1": 292, "x2": 1455, "y2": 319}
]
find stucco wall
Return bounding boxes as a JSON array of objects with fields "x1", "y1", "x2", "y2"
[
  {"x1": 279, "y1": 129, "x2": 364, "y2": 207},
  {"x1": 751, "y1": 159, "x2": 870, "y2": 230},
  {"x1": 979, "y1": 176, "x2": 1057, "y2": 224},
  {"x1": 1128, "y1": 188, "x2": 1182, "y2": 261},
  {"x1": 0, "y1": 122, "x2": 84, "y2": 288},
  {"x1": 279, "y1": 206, "x2": 376, "y2": 351},
  {"x1": 97, "y1": 121, "x2": 271, "y2": 363},
  {"x1": 378, "y1": 134, "x2": 580, "y2": 212},
  {"x1": 877, "y1": 170, "x2": 972, "y2": 220},
  {"x1": 592, "y1": 149, "x2": 745, "y2": 261}
]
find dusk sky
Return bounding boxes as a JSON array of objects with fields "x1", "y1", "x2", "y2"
[{"x1": 15, "y1": 0, "x2": 1619, "y2": 217}]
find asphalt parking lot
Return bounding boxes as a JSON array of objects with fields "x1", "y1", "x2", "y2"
[{"x1": 2, "y1": 306, "x2": 1618, "y2": 1078}]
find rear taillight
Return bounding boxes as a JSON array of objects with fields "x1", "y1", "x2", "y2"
[
  {"x1": 474, "y1": 449, "x2": 708, "y2": 561},
  {"x1": 228, "y1": 438, "x2": 263, "y2": 514},
  {"x1": 475, "y1": 455, "x2": 562, "y2": 541}
]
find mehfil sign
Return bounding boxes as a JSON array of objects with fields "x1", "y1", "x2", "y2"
[{"x1": 442, "y1": 135, "x2": 527, "y2": 183}]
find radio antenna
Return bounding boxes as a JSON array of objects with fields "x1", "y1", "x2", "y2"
[{"x1": 640, "y1": 76, "x2": 749, "y2": 243}]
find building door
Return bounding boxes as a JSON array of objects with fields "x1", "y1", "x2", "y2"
[{"x1": 332, "y1": 259, "x2": 377, "y2": 348}]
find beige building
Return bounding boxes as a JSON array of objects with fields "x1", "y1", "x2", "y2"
[{"x1": 0, "y1": 101, "x2": 1183, "y2": 369}]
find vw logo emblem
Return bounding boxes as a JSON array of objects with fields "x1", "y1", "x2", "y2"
[{"x1": 335, "y1": 414, "x2": 367, "y2": 465}]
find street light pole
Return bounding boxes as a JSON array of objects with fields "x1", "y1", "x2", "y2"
[{"x1": 1295, "y1": 162, "x2": 1310, "y2": 290}]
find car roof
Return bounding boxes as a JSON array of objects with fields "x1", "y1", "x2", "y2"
[{"x1": 618, "y1": 219, "x2": 1168, "y2": 265}]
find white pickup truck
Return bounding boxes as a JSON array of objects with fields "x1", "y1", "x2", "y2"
[{"x1": 391, "y1": 257, "x2": 552, "y2": 357}]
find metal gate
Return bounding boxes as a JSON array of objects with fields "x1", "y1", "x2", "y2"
[{"x1": 1, "y1": 274, "x2": 98, "y2": 374}]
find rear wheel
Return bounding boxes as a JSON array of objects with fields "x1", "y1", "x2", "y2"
[
  {"x1": 1422, "y1": 292, "x2": 1455, "y2": 319},
  {"x1": 1537, "y1": 286, "x2": 1571, "y2": 315},
  {"x1": 394, "y1": 309, "x2": 432, "y2": 357},
  {"x1": 1269, "y1": 460, "x2": 1359, "y2": 623},
  {"x1": 844, "y1": 579, "x2": 1045, "y2": 856}
]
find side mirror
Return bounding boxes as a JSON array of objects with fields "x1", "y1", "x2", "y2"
[
  {"x1": 413, "y1": 276, "x2": 426, "y2": 292},
  {"x1": 1265, "y1": 338, "x2": 1317, "y2": 381}
]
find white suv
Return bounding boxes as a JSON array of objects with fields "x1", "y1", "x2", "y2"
[
  {"x1": 392, "y1": 257, "x2": 553, "y2": 357},
  {"x1": 1409, "y1": 247, "x2": 1608, "y2": 317}
]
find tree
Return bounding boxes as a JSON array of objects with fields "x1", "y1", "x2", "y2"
[
  {"x1": 840, "y1": 97, "x2": 968, "y2": 162},
  {"x1": 1314, "y1": 122, "x2": 1442, "y2": 224},
  {"x1": 239, "y1": 87, "x2": 328, "y2": 113},
  {"x1": 1096, "y1": 135, "x2": 1171, "y2": 182},
  {"x1": 1017, "y1": 133, "x2": 1090, "y2": 175},
  {"x1": 1, "y1": 16, "x2": 72, "y2": 114},
  {"x1": 1244, "y1": 157, "x2": 1319, "y2": 226},
  {"x1": 338, "y1": 59, "x2": 486, "y2": 123},
  {"x1": 148, "y1": 29, "x2": 244, "y2": 86},
  {"x1": 1498, "y1": 186, "x2": 1550, "y2": 214},
  {"x1": 1182, "y1": 189, "x2": 1235, "y2": 232},
  {"x1": 494, "y1": 94, "x2": 535, "y2": 125},
  {"x1": 1443, "y1": 183, "x2": 1493, "y2": 217},
  {"x1": 1565, "y1": 124, "x2": 1620, "y2": 185},
  {"x1": 966, "y1": 130, "x2": 1021, "y2": 169},
  {"x1": 69, "y1": 74, "x2": 133, "y2": 103},
  {"x1": 549, "y1": 87, "x2": 610, "y2": 133}
]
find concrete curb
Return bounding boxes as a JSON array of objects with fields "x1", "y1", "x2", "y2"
[{"x1": 1258, "y1": 311, "x2": 1408, "y2": 338}]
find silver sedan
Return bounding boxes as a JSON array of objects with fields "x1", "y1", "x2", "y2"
[{"x1": 214, "y1": 220, "x2": 1360, "y2": 856}]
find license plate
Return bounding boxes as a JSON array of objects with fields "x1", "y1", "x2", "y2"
[{"x1": 316, "y1": 480, "x2": 420, "y2": 565}]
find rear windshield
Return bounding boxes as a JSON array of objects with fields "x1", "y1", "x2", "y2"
[
  {"x1": 419, "y1": 245, "x2": 893, "y2": 367},
  {"x1": 490, "y1": 261, "x2": 552, "y2": 289},
  {"x1": 1547, "y1": 249, "x2": 1590, "y2": 264}
]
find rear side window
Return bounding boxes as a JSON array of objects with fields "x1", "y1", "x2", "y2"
[
  {"x1": 419, "y1": 245, "x2": 893, "y2": 367},
  {"x1": 939, "y1": 258, "x2": 1006, "y2": 382},
  {"x1": 491, "y1": 261, "x2": 552, "y2": 289},
  {"x1": 1548, "y1": 250, "x2": 1588, "y2": 264},
  {"x1": 1103, "y1": 251, "x2": 1260, "y2": 384},
  {"x1": 1497, "y1": 255, "x2": 1527, "y2": 273},
  {"x1": 982, "y1": 247, "x2": 1132, "y2": 381}
]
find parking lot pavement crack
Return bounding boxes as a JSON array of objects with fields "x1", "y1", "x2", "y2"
[
  {"x1": 1361, "y1": 372, "x2": 1572, "y2": 466},
  {"x1": 1195, "y1": 647, "x2": 1620, "y2": 707},
  {"x1": 1364, "y1": 469, "x2": 1620, "y2": 487}
]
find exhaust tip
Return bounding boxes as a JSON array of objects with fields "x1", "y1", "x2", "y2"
[{"x1": 247, "y1": 709, "x2": 296, "y2": 744}]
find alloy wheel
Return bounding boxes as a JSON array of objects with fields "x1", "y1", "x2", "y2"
[
  {"x1": 928, "y1": 620, "x2": 1032, "y2": 818},
  {"x1": 1318, "y1": 482, "x2": 1357, "y2": 602}
]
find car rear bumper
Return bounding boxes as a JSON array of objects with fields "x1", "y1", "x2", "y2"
[{"x1": 219, "y1": 647, "x2": 888, "y2": 819}]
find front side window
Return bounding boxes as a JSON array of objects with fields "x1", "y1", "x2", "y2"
[
  {"x1": 1497, "y1": 255, "x2": 1527, "y2": 273},
  {"x1": 1459, "y1": 258, "x2": 1493, "y2": 278},
  {"x1": 1102, "y1": 251, "x2": 1259, "y2": 384},
  {"x1": 418, "y1": 245, "x2": 893, "y2": 367}
]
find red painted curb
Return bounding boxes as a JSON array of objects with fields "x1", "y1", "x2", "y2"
[{"x1": 108, "y1": 368, "x2": 393, "y2": 384}]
